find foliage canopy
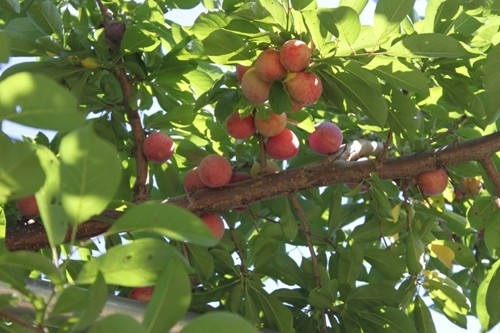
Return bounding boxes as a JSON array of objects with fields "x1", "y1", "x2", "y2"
[{"x1": 1, "y1": 0, "x2": 500, "y2": 332}]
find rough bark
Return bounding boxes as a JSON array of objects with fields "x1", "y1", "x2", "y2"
[{"x1": 5, "y1": 132, "x2": 500, "y2": 251}]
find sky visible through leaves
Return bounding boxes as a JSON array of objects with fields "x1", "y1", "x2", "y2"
[{"x1": 0, "y1": 0, "x2": 489, "y2": 331}]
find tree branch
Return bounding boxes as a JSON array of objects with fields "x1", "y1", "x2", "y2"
[
  {"x1": 5, "y1": 132, "x2": 500, "y2": 251},
  {"x1": 115, "y1": 69, "x2": 149, "y2": 202}
]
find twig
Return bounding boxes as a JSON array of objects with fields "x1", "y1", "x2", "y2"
[
  {"x1": 115, "y1": 69, "x2": 150, "y2": 202},
  {"x1": 95, "y1": 0, "x2": 149, "y2": 203},
  {"x1": 258, "y1": 133, "x2": 267, "y2": 175},
  {"x1": 0, "y1": 310, "x2": 45, "y2": 333},
  {"x1": 96, "y1": 0, "x2": 113, "y2": 23},
  {"x1": 288, "y1": 194, "x2": 327, "y2": 333},
  {"x1": 479, "y1": 156, "x2": 500, "y2": 197},
  {"x1": 378, "y1": 130, "x2": 393, "y2": 163},
  {"x1": 430, "y1": 115, "x2": 467, "y2": 143},
  {"x1": 228, "y1": 226, "x2": 247, "y2": 274},
  {"x1": 288, "y1": 195, "x2": 319, "y2": 286}
]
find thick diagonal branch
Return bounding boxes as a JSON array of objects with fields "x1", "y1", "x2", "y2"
[{"x1": 5, "y1": 132, "x2": 500, "y2": 251}]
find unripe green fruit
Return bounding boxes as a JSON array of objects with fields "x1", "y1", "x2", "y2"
[{"x1": 250, "y1": 160, "x2": 280, "y2": 178}]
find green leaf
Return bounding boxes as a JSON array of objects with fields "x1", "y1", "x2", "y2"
[
  {"x1": 302, "y1": 10, "x2": 331, "y2": 55},
  {"x1": 34, "y1": 145, "x2": 68, "y2": 247},
  {"x1": 72, "y1": 273, "x2": 108, "y2": 331},
  {"x1": 214, "y1": 89, "x2": 242, "y2": 121},
  {"x1": 340, "y1": 0, "x2": 368, "y2": 14},
  {"x1": 202, "y1": 29, "x2": 246, "y2": 64},
  {"x1": 374, "y1": 0, "x2": 416, "y2": 43},
  {"x1": 467, "y1": 197, "x2": 500, "y2": 231},
  {"x1": 106, "y1": 202, "x2": 217, "y2": 247},
  {"x1": 291, "y1": 0, "x2": 315, "y2": 10},
  {"x1": 362, "y1": 56, "x2": 429, "y2": 95},
  {"x1": 0, "y1": 72, "x2": 86, "y2": 131},
  {"x1": 0, "y1": 251, "x2": 63, "y2": 287},
  {"x1": 52, "y1": 285, "x2": 89, "y2": 314},
  {"x1": 0, "y1": 266, "x2": 31, "y2": 296},
  {"x1": 0, "y1": 134, "x2": 45, "y2": 204},
  {"x1": 60, "y1": 126, "x2": 122, "y2": 225},
  {"x1": 255, "y1": 252, "x2": 304, "y2": 287},
  {"x1": 308, "y1": 279, "x2": 338, "y2": 309},
  {"x1": 347, "y1": 284, "x2": 401, "y2": 311},
  {"x1": 121, "y1": 25, "x2": 160, "y2": 53},
  {"x1": 338, "y1": 244, "x2": 364, "y2": 288},
  {"x1": 359, "y1": 306, "x2": 417, "y2": 333},
  {"x1": 5, "y1": 18, "x2": 46, "y2": 55},
  {"x1": 268, "y1": 81, "x2": 292, "y2": 114},
  {"x1": 325, "y1": 69, "x2": 387, "y2": 127},
  {"x1": 406, "y1": 228, "x2": 424, "y2": 275},
  {"x1": 144, "y1": 259, "x2": 191, "y2": 332},
  {"x1": 186, "y1": 244, "x2": 214, "y2": 281},
  {"x1": 364, "y1": 248, "x2": 406, "y2": 280},
  {"x1": 192, "y1": 12, "x2": 230, "y2": 41},
  {"x1": 27, "y1": 1, "x2": 64, "y2": 41},
  {"x1": 477, "y1": 259, "x2": 500, "y2": 331},
  {"x1": 179, "y1": 312, "x2": 258, "y2": 333},
  {"x1": 431, "y1": 240, "x2": 476, "y2": 268},
  {"x1": 481, "y1": 43, "x2": 500, "y2": 125},
  {"x1": 249, "y1": 284, "x2": 295, "y2": 333},
  {"x1": 76, "y1": 238, "x2": 183, "y2": 286},
  {"x1": 258, "y1": 0, "x2": 287, "y2": 29},
  {"x1": 1, "y1": 0, "x2": 20, "y2": 13},
  {"x1": 89, "y1": 314, "x2": 146, "y2": 333},
  {"x1": 414, "y1": 296, "x2": 437, "y2": 333},
  {"x1": 388, "y1": 89, "x2": 419, "y2": 144},
  {"x1": 387, "y1": 33, "x2": 473, "y2": 58},
  {"x1": 318, "y1": 7, "x2": 361, "y2": 45},
  {"x1": 423, "y1": 270, "x2": 470, "y2": 328},
  {"x1": 0, "y1": 30, "x2": 9, "y2": 63},
  {"x1": 484, "y1": 222, "x2": 500, "y2": 257},
  {"x1": 166, "y1": 0, "x2": 200, "y2": 9},
  {"x1": 422, "y1": 0, "x2": 459, "y2": 34}
]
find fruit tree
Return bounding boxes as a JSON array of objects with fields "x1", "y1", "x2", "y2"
[{"x1": 1, "y1": 0, "x2": 500, "y2": 332}]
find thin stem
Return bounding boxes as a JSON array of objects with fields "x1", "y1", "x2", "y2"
[
  {"x1": 430, "y1": 115, "x2": 467, "y2": 143},
  {"x1": 288, "y1": 194, "x2": 327, "y2": 333},
  {"x1": 403, "y1": 188, "x2": 412, "y2": 230},
  {"x1": 289, "y1": 195, "x2": 319, "y2": 285},
  {"x1": 0, "y1": 310, "x2": 45, "y2": 333},
  {"x1": 229, "y1": 226, "x2": 247, "y2": 274},
  {"x1": 258, "y1": 133, "x2": 267, "y2": 175},
  {"x1": 378, "y1": 130, "x2": 393, "y2": 164},
  {"x1": 115, "y1": 69, "x2": 149, "y2": 202},
  {"x1": 479, "y1": 156, "x2": 500, "y2": 197}
]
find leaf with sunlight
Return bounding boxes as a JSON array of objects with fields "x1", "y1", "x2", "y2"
[{"x1": 60, "y1": 125, "x2": 122, "y2": 225}]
